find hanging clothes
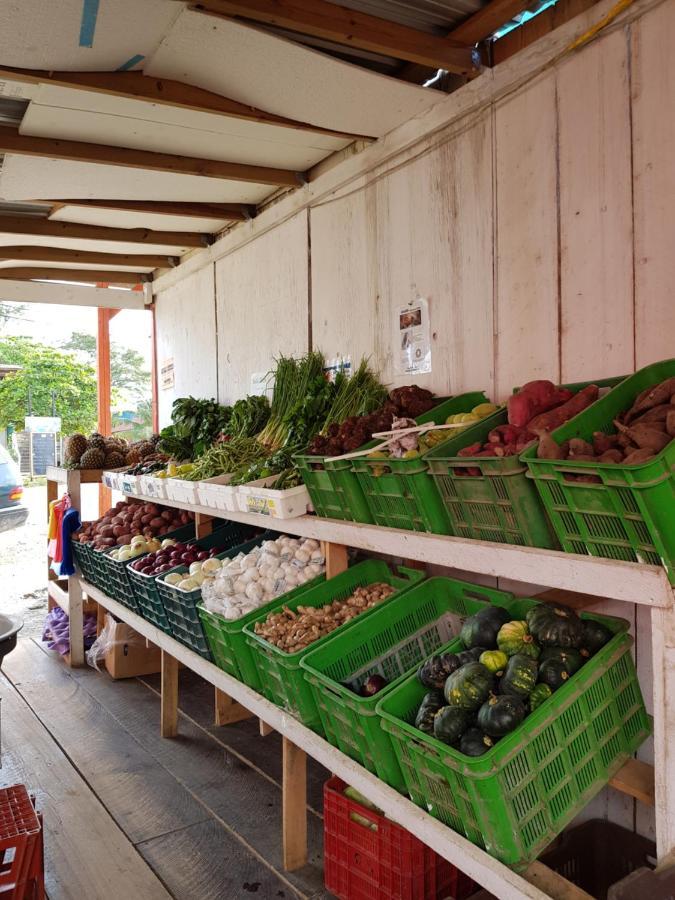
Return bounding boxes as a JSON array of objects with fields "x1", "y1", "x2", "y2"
[
  {"x1": 60, "y1": 507, "x2": 82, "y2": 577},
  {"x1": 48, "y1": 493, "x2": 73, "y2": 571}
]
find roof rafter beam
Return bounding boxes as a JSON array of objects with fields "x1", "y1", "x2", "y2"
[
  {"x1": 449, "y1": 0, "x2": 535, "y2": 45},
  {"x1": 0, "y1": 125, "x2": 300, "y2": 188},
  {"x1": 46, "y1": 200, "x2": 254, "y2": 223},
  {"x1": 0, "y1": 66, "x2": 366, "y2": 141},
  {"x1": 0, "y1": 246, "x2": 177, "y2": 268},
  {"x1": 0, "y1": 216, "x2": 208, "y2": 248},
  {"x1": 189, "y1": 0, "x2": 478, "y2": 75},
  {"x1": 0, "y1": 267, "x2": 151, "y2": 284}
]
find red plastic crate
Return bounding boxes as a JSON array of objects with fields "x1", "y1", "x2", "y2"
[
  {"x1": 0, "y1": 786, "x2": 44, "y2": 900},
  {"x1": 324, "y1": 777, "x2": 475, "y2": 900}
]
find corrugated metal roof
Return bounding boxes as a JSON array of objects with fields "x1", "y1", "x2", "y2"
[{"x1": 329, "y1": 0, "x2": 485, "y2": 33}]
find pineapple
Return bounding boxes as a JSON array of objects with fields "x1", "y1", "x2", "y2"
[
  {"x1": 65, "y1": 433, "x2": 88, "y2": 464},
  {"x1": 88, "y1": 433, "x2": 106, "y2": 451},
  {"x1": 137, "y1": 441, "x2": 155, "y2": 459},
  {"x1": 79, "y1": 447, "x2": 106, "y2": 469},
  {"x1": 105, "y1": 451, "x2": 126, "y2": 468}
]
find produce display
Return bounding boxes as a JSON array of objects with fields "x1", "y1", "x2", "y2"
[
  {"x1": 454, "y1": 381, "x2": 601, "y2": 469},
  {"x1": 413, "y1": 602, "x2": 612, "y2": 755},
  {"x1": 76, "y1": 501, "x2": 193, "y2": 551},
  {"x1": 536, "y1": 374, "x2": 675, "y2": 476},
  {"x1": 253, "y1": 581, "x2": 395, "y2": 653},
  {"x1": 65, "y1": 431, "x2": 162, "y2": 470},
  {"x1": 158, "y1": 396, "x2": 238, "y2": 461},
  {"x1": 200, "y1": 535, "x2": 325, "y2": 618}
]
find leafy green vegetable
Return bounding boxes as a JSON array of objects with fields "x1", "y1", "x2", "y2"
[{"x1": 158, "y1": 396, "x2": 232, "y2": 460}]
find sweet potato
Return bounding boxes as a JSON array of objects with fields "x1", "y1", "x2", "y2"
[
  {"x1": 457, "y1": 442, "x2": 482, "y2": 457},
  {"x1": 592, "y1": 432, "x2": 618, "y2": 455},
  {"x1": 625, "y1": 377, "x2": 675, "y2": 422},
  {"x1": 622, "y1": 448, "x2": 656, "y2": 465},
  {"x1": 598, "y1": 449, "x2": 624, "y2": 464},
  {"x1": 666, "y1": 410, "x2": 675, "y2": 438},
  {"x1": 527, "y1": 385, "x2": 599, "y2": 432},
  {"x1": 537, "y1": 433, "x2": 565, "y2": 460},
  {"x1": 614, "y1": 420, "x2": 670, "y2": 453},
  {"x1": 508, "y1": 381, "x2": 573, "y2": 427},
  {"x1": 568, "y1": 438, "x2": 595, "y2": 457}
]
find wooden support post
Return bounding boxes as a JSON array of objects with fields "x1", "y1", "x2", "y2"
[
  {"x1": 160, "y1": 650, "x2": 179, "y2": 738},
  {"x1": 195, "y1": 512, "x2": 214, "y2": 539},
  {"x1": 323, "y1": 542, "x2": 348, "y2": 579},
  {"x1": 214, "y1": 687, "x2": 253, "y2": 725},
  {"x1": 97, "y1": 307, "x2": 116, "y2": 515},
  {"x1": 66, "y1": 470, "x2": 84, "y2": 666},
  {"x1": 46, "y1": 476, "x2": 58, "y2": 583},
  {"x1": 282, "y1": 736, "x2": 307, "y2": 871},
  {"x1": 651, "y1": 603, "x2": 675, "y2": 861},
  {"x1": 259, "y1": 719, "x2": 274, "y2": 736}
]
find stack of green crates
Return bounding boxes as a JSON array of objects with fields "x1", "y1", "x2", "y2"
[
  {"x1": 300, "y1": 576, "x2": 520, "y2": 791},
  {"x1": 128, "y1": 521, "x2": 255, "y2": 633},
  {"x1": 376, "y1": 599, "x2": 650, "y2": 869},
  {"x1": 242, "y1": 561, "x2": 425, "y2": 732},
  {"x1": 350, "y1": 392, "x2": 489, "y2": 534},
  {"x1": 523, "y1": 359, "x2": 675, "y2": 582}
]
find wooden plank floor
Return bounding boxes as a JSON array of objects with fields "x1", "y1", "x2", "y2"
[{"x1": 1, "y1": 638, "x2": 330, "y2": 900}]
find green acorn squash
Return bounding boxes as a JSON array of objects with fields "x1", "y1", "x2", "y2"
[
  {"x1": 414, "y1": 690, "x2": 445, "y2": 734},
  {"x1": 459, "y1": 727, "x2": 494, "y2": 757},
  {"x1": 538, "y1": 647, "x2": 584, "y2": 675},
  {"x1": 417, "y1": 653, "x2": 462, "y2": 690},
  {"x1": 538, "y1": 658, "x2": 572, "y2": 691},
  {"x1": 579, "y1": 619, "x2": 613, "y2": 657},
  {"x1": 433, "y1": 706, "x2": 468, "y2": 745},
  {"x1": 529, "y1": 683, "x2": 553, "y2": 711},
  {"x1": 444, "y1": 662, "x2": 494, "y2": 711},
  {"x1": 460, "y1": 605, "x2": 511, "y2": 650},
  {"x1": 457, "y1": 647, "x2": 486, "y2": 666},
  {"x1": 477, "y1": 694, "x2": 526, "y2": 737},
  {"x1": 497, "y1": 620, "x2": 540, "y2": 659},
  {"x1": 479, "y1": 650, "x2": 509, "y2": 676},
  {"x1": 526, "y1": 603, "x2": 583, "y2": 649},
  {"x1": 499, "y1": 654, "x2": 538, "y2": 697}
]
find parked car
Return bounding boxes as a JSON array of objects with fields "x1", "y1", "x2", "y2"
[{"x1": 0, "y1": 445, "x2": 28, "y2": 532}]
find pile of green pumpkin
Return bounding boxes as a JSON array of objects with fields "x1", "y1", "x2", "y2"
[{"x1": 414, "y1": 602, "x2": 613, "y2": 757}]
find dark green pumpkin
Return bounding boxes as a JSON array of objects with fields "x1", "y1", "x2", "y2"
[
  {"x1": 477, "y1": 694, "x2": 526, "y2": 737},
  {"x1": 499, "y1": 654, "x2": 538, "y2": 697},
  {"x1": 459, "y1": 727, "x2": 495, "y2": 757},
  {"x1": 414, "y1": 690, "x2": 445, "y2": 734},
  {"x1": 529, "y1": 683, "x2": 553, "y2": 711},
  {"x1": 444, "y1": 662, "x2": 494, "y2": 711},
  {"x1": 497, "y1": 620, "x2": 540, "y2": 659},
  {"x1": 460, "y1": 606, "x2": 511, "y2": 650},
  {"x1": 580, "y1": 619, "x2": 613, "y2": 657},
  {"x1": 479, "y1": 650, "x2": 509, "y2": 676},
  {"x1": 538, "y1": 658, "x2": 572, "y2": 691},
  {"x1": 417, "y1": 653, "x2": 462, "y2": 690},
  {"x1": 433, "y1": 706, "x2": 468, "y2": 745},
  {"x1": 456, "y1": 647, "x2": 486, "y2": 666},
  {"x1": 538, "y1": 647, "x2": 584, "y2": 675},
  {"x1": 526, "y1": 603, "x2": 583, "y2": 649}
]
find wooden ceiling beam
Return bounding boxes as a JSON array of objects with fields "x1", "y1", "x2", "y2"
[
  {"x1": 0, "y1": 126, "x2": 300, "y2": 188},
  {"x1": 190, "y1": 0, "x2": 478, "y2": 75},
  {"x1": 46, "y1": 199, "x2": 253, "y2": 223},
  {"x1": 0, "y1": 246, "x2": 177, "y2": 268},
  {"x1": 0, "y1": 66, "x2": 365, "y2": 141},
  {"x1": 0, "y1": 216, "x2": 207, "y2": 248},
  {"x1": 0, "y1": 267, "x2": 151, "y2": 284},
  {"x1": 449, "y1": 0, "x2": 534, "y2": 45}
]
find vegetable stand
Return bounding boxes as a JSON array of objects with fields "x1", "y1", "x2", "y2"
[{"x1": 75, "y1": 484, "x2": 672, "y2": 899}]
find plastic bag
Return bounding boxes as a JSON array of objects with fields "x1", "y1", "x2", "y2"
[
  {"x1": 43, "y1": 607, "x2": 97, "y2": 656},
  {"x1": 85, "y1": 612, "x2": 116, "y2": 671}
]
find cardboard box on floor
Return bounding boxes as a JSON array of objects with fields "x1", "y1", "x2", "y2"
[{"x1": 105, "y1": 620, "x2": 161, "y2": 679}]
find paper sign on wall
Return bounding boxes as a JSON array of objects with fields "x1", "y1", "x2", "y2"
[
  {"x1": 395, "y1": 297, "x2": 431, "y2": 376},
  {"x1": 160, "y1": 358, "x2": 175, "y2": 390}
]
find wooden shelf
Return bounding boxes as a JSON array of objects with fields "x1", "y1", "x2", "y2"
[
  {"x1": 47, "y1": 579, "x2": 69, "y2": 612},
  {"x1": 120, "y1": 488, "x2": 673, "y2": 607},
  {"x1": 80, "y1": 576, "x2": 612, "y2": 900},
  {"x1": 46, "y1": 466, "x2": 105, "y2": 484}
]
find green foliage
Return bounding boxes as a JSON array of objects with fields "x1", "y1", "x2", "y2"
[
  {"x1": 0, "y1": 303, "x2": 27, "y2": 330},
  {"x1": 60, "y1": 331, "x2": 151, "y2": 400},
  {"x1": 0, "y1": 336, "x2": 98, "y2": 433}
]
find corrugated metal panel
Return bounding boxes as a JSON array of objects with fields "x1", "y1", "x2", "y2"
[{"x1": 326, "y1": 0, "x2": 484, "y2": 33}]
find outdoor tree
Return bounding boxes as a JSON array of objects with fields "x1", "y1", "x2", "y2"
[
  {"x1": 0, "y1": 336, "x2": 98, "y2": 434},
  {"x1": 60, "y1": 331, "x2": 151, "y2": 401},
  {"x1": 0, "y1": 302, "x2": 27, "y2": 330}
]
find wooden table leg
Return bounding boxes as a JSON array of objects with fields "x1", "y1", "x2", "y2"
[
  {"x1": 214, "y1": 687, "x2": 252, "y2": 725},
  {"x1": 323, "y1": 542, "x2": 348, "y2": 579},
  {"x1": 160, "y1": 651, "x2": 179, "y2": 738},
  {"x1": 282, "y1": 736, "x2": 307, "y2": 871},
  {"x1": 68, "y1": 578, "x2": 85, "y2": 667}
]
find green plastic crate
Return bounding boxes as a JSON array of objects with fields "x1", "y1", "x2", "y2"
[
  {"x1": 349, "y1": 393, "x2": 489, "y2": 534},
  {"x1": 300, "y1": 576, "x2": 520, "y2": 791},
  {"x1": 243, "y1": 561, "x2": 425, "y2": 732},
  {"x1": 523, "y1": 359, "x2": 675, "y2": 582},
  {"x1": 128, "y1": 521, "x2": 256, "y2": 633},
  {"x1": 199, "y1": 567, "x2": 326, "y2": 690},
  {"x1": 72, "y1": 538, "x2": 96, "y2": 584},
  {"x1": 426, "y1": 378, "x2": 623, "y2": 548},
  {"x1": 92, "y1": 522, "x2": 197, "y2": 614},
  {"x1": 295, "y1": 449, "x2": 373, "y2": 523},
  {"x1": 377, "y1": 600, "x2": 651, "y2": 869}
]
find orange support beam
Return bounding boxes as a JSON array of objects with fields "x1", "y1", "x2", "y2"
[{"x1": 97, "y1": 307, "x2": 119, "y2": 513}]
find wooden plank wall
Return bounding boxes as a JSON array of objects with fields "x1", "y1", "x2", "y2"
[{"x1": 153, "y1": 0, "x2": 674, "y2": 840}]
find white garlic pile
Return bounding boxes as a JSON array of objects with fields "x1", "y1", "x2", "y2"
[{"x1": 201, "y1": 535, "x2": 324, "y2": 621}]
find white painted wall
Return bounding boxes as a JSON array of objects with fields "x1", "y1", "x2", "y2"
[{"x1": 154, "y1": 264, "x2": 218, "y2": 427}]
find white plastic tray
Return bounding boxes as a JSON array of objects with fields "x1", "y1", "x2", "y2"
[
  {"x1": 196, "y1": 474, "x2": 240, "y2": 513},
  {"x1": 237, "y1": 477, "x2": 311, "y2": 518},
  {"x1": 139, "y1": 474, "x2": 168, "y2": 500},
  {"x1": 164, "y1": 477, "x2": 200, "y2": 505}
]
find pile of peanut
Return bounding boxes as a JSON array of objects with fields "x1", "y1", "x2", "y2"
[{"x1": 254, "y1": 582, "x2": 395, "y2": 653}]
